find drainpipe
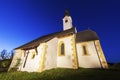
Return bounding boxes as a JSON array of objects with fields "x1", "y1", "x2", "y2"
[{"x1": 94, "y1": 40, "x2": 103, "y2": 68}]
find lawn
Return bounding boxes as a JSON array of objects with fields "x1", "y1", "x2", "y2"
[{"x1": 0, "y1": 67, "x2": 120, "y2": 80}]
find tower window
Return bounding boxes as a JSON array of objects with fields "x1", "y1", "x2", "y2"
[{"x1": 65, "y1": 20, "x2": 68, "y2": 23}]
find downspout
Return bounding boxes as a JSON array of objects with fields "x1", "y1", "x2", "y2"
[{"x1": 94, "y1": 40, "x2": 103, "y2": 68}]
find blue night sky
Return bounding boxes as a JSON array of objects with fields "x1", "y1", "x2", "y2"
[{"x1": 0, "y1": 0, "x2": 120, "y2": 63}]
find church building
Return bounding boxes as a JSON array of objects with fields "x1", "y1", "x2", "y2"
[{"x1": 9, "y1": 11, "x2": 108, "y2": 72}]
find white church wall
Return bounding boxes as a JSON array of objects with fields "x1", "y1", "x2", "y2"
[
  {"x1": 43, "y1": 38, "x2": 58, "y2": 70},
  {"x1": 18, "y1": 50, "x2": 25, "y2": 71},
  {"x1": 76, "y1": 41, "x2": 102, "y2": 68},
  {"x1": 8, "y1": 49, "x2": 23, "y2": 71},
  {"x1": 57, "y1": 35, "x2": 74, "y2": 68},
  {"x1": 20, "y1": 44, "x2": 44, "y2": 72}
]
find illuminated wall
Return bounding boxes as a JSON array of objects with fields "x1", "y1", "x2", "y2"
[
  {"x1": 76, "y1": 40, "x2": 108, "y2": 68},
  {"x1": 19, "y1": 44, "x2": 44, "y2": 72},
  {"x1": 57, "y1": 34, "x2": 74, "y2": 68},
  {"x1": 43, "y1": 38, "x2": 58, "y2": 71},
  {"x1": 9, "y1": 34, "x2": 108, "y2": 72}
]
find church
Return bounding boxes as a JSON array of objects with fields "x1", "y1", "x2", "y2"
[{"x1": 9, "y1": 11, "x2": 108, "y2": 72}]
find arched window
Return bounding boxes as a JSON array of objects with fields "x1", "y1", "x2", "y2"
[
  {"x1": 83, "y1": 46, "x2": 87, "y2": 55},
  {"x1": 61, "y1": 43, "x2": 65, "y2": 55},
  {"x1": 58, "y1": 42, "x2": 65, "y2": 56}
]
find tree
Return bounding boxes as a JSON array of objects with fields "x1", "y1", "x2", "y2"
[
  {"x1": 0, "y1": 49, "x2": 8, "y2": 60},
  {"x1": 0, "y1": 49, "x2": 14, "y2": 60},
  {"x1": 7, "y1": 50, "x2": 14, "y2": 60},
  {"x1": 0, "y1": 49, "x2": 14, "y2": 69}
]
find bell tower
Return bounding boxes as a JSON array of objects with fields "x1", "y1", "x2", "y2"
[{"x1": 63, "y1": 10, "x2": 73, "y2": 30}]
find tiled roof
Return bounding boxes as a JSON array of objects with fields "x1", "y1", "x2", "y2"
[
  {"x1": 76, "y1": 29, "x2": 99, "y2": 42},
  {"x1": 15, "y1": 27, "x2": 76, "y2": 50},
  {"x1": 15, "y1": 28, "x2": 99, "y2": 50}
]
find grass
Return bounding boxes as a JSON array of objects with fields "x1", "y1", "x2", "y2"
[{"x1": 0, "y1": 67, "x2": 120, "y2": 80}]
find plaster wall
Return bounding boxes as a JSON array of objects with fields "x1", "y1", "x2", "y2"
[
  {"x1": 20, "y1": 44, "x2": 44, "y2": 72},
  {"x1": 76, "y1": 41, "x2": 102, "y2": 68},
  {"x1": 57, "y1": 35, "x2": 74, "y2": 68},
  {"x1": 44, "y1": 38, "x2": 58, "y2": 70}
]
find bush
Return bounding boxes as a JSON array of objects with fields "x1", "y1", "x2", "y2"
[
  {"x1": 1, "y1": 60, "x2": 10, "y2": 68},
  {"x1": 0, "y1": 59, "x2": 11, "y2": 72},
  {"x1": 110, "y1": 63, "x2": 120, "y2": 70}
]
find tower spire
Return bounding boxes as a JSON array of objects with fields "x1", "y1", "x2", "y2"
[{"x1": 65, "y1": 10, "x2": 69, "y2": 16}]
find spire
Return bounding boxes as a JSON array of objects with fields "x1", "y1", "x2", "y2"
[{"x1": 65, "y1": 10, "x2": 70, "y2": 16}]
